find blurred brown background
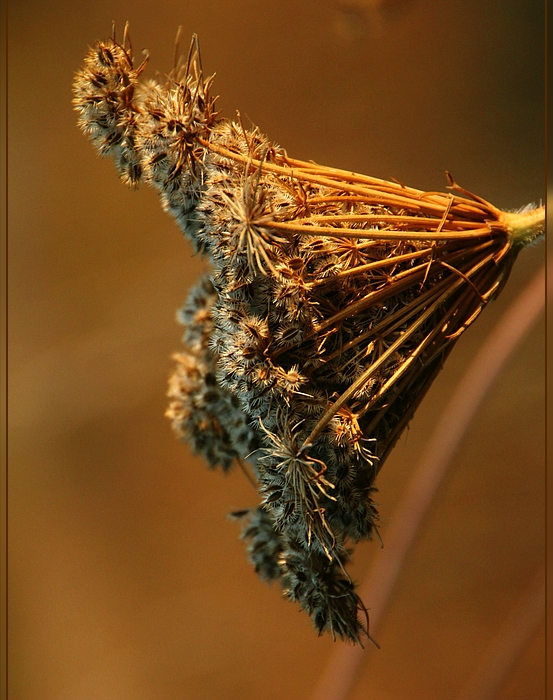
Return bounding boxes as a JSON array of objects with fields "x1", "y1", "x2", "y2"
[{"x1": 8, "y1": 1, "x2": 545, "y2": 699}]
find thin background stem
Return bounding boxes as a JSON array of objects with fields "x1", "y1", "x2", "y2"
[
  {"x1": 455, "y1": 565, "x2": 545, "y2": 700},
  {"x1": 310, "y1": 264, "x2": 546, "y2": 700}
]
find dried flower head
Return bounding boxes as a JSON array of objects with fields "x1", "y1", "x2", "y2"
[{"x1": 74, "y1": 26, "x2": 545, "y2": 644}]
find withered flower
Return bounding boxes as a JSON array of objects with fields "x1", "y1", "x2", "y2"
[{"x1": 73, "y1": 27, "x2": 545, "y2": 644}]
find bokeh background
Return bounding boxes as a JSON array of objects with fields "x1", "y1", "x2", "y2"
[{"x1": 8, "y1": 1, "x2": 545, "y2": 699}]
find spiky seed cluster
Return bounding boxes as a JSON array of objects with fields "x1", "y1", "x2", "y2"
[
  {"x1": 237, "y1": 507, "x2": 283, "y2": 583},
  {"x1": 73, "y1": 37, "x2": 147, "y2": 186},
  {"x1": 166, "y1": 276, "x2": 259, "y2": 471},
  {"x1": 74, "y1": 30, "x2": 545, "y2": 644}
]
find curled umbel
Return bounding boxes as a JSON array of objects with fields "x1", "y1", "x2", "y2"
[{"x1": 74, "y1": 28, "x2": 544, "y2": 644}]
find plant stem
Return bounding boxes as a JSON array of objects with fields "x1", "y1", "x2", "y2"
[{"x1": 499, "y1": 206, "x2": 545, "y2": 247}]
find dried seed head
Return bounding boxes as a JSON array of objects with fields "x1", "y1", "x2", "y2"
[
  {"x1": 73, "y1": 36, "x2": 148, "y2": 186},
  {"x1": 74, "y1": 30, "x2": 545, "y2": 643},
  {"x1": 166, "y1": 277, "x2": 259, "y2": 471},
  {"x1": 240, "y1": 506, "x2": 284, "y2": 582},
  {"x1": 279, "y1": 541, "x2": 368, "y2": 644}
]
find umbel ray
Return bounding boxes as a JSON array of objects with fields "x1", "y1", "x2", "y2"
[{"x1": 73, "y1": 25, "x2": 545, "y2": 645}]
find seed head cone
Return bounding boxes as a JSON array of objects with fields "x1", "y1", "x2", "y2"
[{"x1": 74, "y1": 31, "x2": 545, "y2": 643}]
